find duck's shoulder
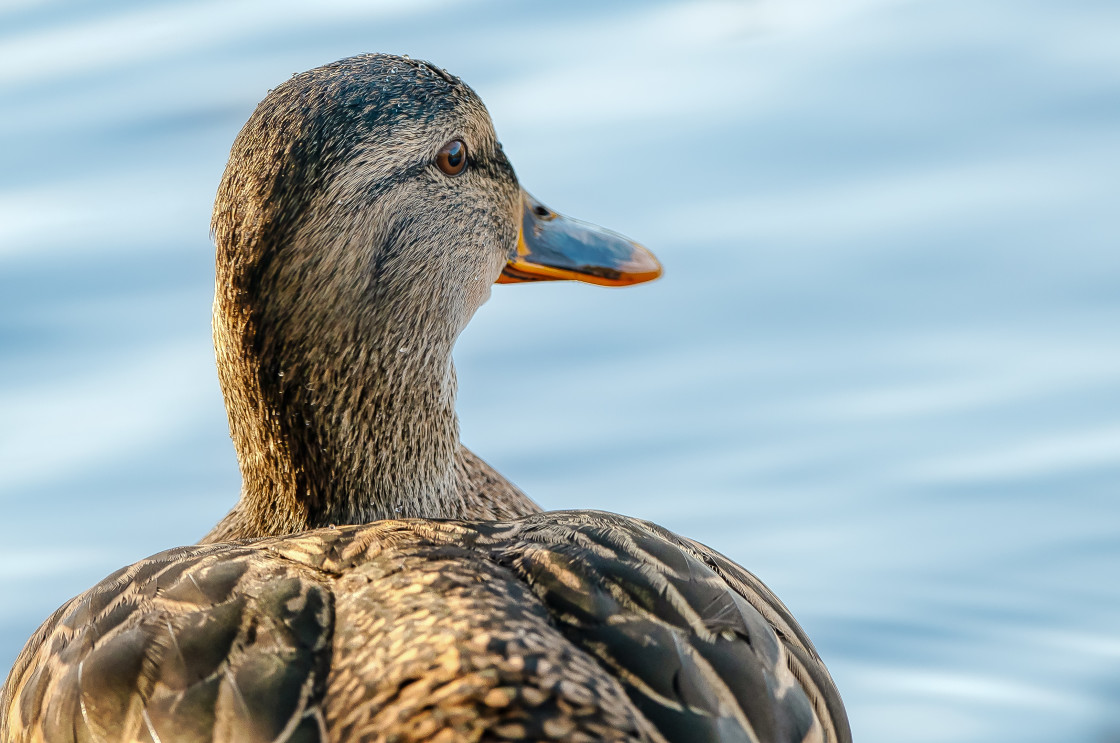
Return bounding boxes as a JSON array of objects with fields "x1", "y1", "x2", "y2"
[
  {"x1": 1, "y1": 539, "x2": 334, "y2": 743},
  {"x1": 459, "y1": 510, "x2": 851, "y2": 743}
]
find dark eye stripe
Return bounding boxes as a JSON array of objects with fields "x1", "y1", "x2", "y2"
[{"x1": 436, "y1": 139, "x2": 467, "y2": 176}]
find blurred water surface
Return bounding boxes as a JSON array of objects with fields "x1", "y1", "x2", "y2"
[{"x1": 2, "y1": 1, "x2": 1119, "y2": 741}]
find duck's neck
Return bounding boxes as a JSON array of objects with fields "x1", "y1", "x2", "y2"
[{"x1": 212, "y1": 301, "x2": 465, "y2": 538}]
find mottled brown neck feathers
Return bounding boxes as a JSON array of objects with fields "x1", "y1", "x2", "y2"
[{"x1": 203, "y1": 55, "x2": 538, "y2": 542}]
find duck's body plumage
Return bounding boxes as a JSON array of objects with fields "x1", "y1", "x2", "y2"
[
  {"x1": 2, "y1": 513, "x2": 843, "y2": 743},
  {"x1": 1, "y1": 54, "x2": 850, "y2": 742}
]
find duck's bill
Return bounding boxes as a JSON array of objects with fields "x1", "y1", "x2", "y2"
[{"x1": 498, "y1": 191, "x2": 662, "y2": 287}]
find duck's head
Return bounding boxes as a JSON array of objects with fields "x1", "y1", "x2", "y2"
[{"x1": 210, "y1": 53, "x2": 659, "y2": 531}]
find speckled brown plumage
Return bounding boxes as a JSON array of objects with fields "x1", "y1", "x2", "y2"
[
  {"x1": 0, "y1": 54, "x2": 850, "y2": 742},
  {"x1": 2, "y1": 514, "x2": 845, "y2": 743}
]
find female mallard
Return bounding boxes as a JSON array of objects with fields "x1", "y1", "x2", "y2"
[{"x1": 0, "y1": 54, "x2": 850, "y2": 743}]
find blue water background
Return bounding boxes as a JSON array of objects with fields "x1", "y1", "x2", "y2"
[{"x1": 1, "y1": 1, "x2": 1118, "y2": 740}]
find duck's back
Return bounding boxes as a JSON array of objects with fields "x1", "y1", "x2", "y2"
[{"x1": 1, "y1": 512, "x2": 849, "y2": 743}]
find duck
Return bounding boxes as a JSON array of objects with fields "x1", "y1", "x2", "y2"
[{"x1": 0, "y1": 54, "x2": 850, "y2": 743}]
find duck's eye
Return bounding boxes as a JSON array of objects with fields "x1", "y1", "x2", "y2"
[{"x1": 436, "y1": 139, "x2": 468, "y2": 176}]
